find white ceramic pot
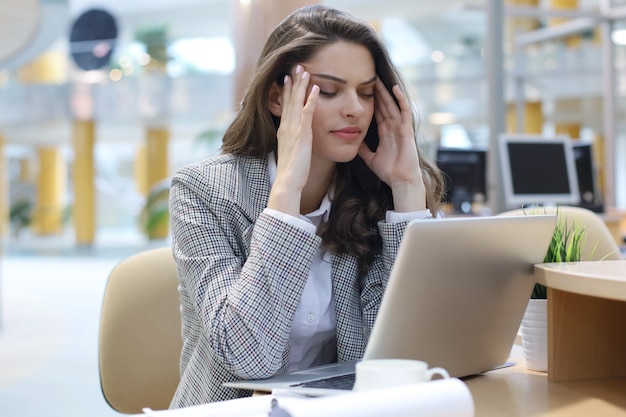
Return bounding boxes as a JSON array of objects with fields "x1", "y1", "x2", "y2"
[{"x1": 520, "y1": 298, "x2": 548, "y2": 372}]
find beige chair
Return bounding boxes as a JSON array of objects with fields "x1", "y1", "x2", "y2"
[
  {"x1": 99, "y1": 247, "x2": 182, "y2": 414},
  {"x1": 498, "y1": 206, "x2": 623, "y2": 261}
]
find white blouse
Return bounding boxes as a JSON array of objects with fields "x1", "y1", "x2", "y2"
[{"x1": 264, "y1": 152, "x2": 431, "y2": 371}]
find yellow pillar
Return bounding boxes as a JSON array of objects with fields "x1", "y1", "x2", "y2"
[
  {"x1": 134, "y1": 143, "x2": 148, "y2": 196},
  {"x1": 555, "y1": 123, "x2": 581, "y2": 140},
  {"x1": 73, "y1": 119, "x2": 96, "y2": 246},
  {"x1": 144, "y1": 126, "x2": 169, "y2": 239},
  {"x1": 549, "y1": 0, "x2": 581, "y2": 48},
  {"x1": 146, "y1": 126, "x2": 169, "y2": 191},
  {"x1": 16, "y1": 50, "x2": 67, "y2": 84},
  {"x1": 0, "y1": 133, "x2": 7, "y2": 236},
  {"x1": 505, "y1": 0, "x2": 540, "y2": 56},
  {"x1": 15, "y1": 48, "x2": 68, "y2": 237},
  {"x1": 33, "y1": 147, "x2": 65, "y2": 235},
  {"x1": 506, "y1": 0, "x2": 540, "y2": 35},
  {"x1": 506, "y1": 101, "x2": 543, "y2": 134}
]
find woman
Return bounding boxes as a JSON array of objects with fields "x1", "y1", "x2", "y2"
[{"x1": 169, "y1": 4, "x2": 444, "y2": 407}]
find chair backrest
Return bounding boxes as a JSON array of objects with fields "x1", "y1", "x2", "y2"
[
  {"x1": 497, "y1": 206, "x2": 623, "y2": 261},
  {"x1": 99, "y1": 247, "x2": 182, "y2": 414}
]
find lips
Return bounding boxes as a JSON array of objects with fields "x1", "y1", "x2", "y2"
[{"x1": 332, "y1": 126, "x2": 362, "y2": 140}]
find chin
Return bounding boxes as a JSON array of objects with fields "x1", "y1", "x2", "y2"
[
  {"x1": 332, "y1": 140, "x2": 364, "y2": 162},
  {"x1": 331, "y1": 148, "x2": 360, "y2": 163}
]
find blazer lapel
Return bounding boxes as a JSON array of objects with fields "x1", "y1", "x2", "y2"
[{"x1": 331, "y1": 253, "x2": 366, "y2": 360}]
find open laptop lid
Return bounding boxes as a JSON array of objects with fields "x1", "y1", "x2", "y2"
[
  {"x1": 224, "y1": 214, "x2": 557, "y2": 391},
  {"x1": 364, "y1": 214, "x2": 556, "y2": 377}
]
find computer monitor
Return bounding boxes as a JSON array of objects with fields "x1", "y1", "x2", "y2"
[
  {"x1": 572, "y1": 141, "x2": 604, "y2": 213},
  {"x1": 436, "y1": 146, "x2": 487, "y2": 214},
  {"x1": 498, "y1": 134, "x2": 580, "y2": 209}
]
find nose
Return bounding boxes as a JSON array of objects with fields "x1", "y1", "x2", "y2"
[{"x1": 343, "y1": 91, "x2": 365, "y2": 118}]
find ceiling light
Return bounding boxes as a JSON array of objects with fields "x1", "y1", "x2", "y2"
[
  {"x1": 611, "y1": 29, "x2": 626, "y2": 45},
  {"x1": 431, "y1": 50, "x2": 445, "y2": 63}
]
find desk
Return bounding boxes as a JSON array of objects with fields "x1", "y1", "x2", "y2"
[
  {"x1": 467, "y1": 361, "x2": 626, "y2": 416},
  {"x1": 534, "y1": 260, "x2": 626, "y2": 382}
]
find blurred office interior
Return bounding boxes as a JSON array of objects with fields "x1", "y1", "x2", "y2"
[
  {"x1": 1, "y1": 0, "x2": 626, "y2": 246},
  {"x1": 1, "y1": 0, "x2": 626, "y2": 416}
]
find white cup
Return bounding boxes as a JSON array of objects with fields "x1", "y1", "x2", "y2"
[{"x1": 353, "y1": 359, "x2": 450, "y2": 392}]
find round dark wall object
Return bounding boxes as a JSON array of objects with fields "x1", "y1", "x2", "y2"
[{"x1": 69, "y1": 9, "x2": 118, "y2": 71}]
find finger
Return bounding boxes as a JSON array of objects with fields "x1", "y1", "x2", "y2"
[
  {"x1": 282, "y1": 65, "x2": 309, "y2": 130},
  {"x1": 280, "y1": 74, "x2": 293, "y2": 121},
  {"x1": 392, "y1": 85, "x2": 412, "y2": 125},
  {"x1": 290, "y1": 65, "x2": 309, "y2": 111},
  {"x1": 281, "y1": 65, "x2": 304, "y2": 123},
  {"x1": 375, "y1": 79, "x2": 396, "y2": 120},
  {"x1": 302, "y1": 84, "x2": 320, "y2": 125}
]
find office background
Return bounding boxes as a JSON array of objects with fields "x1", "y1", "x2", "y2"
[
  {"x1": 3, "y1": 0, "x2": 626, "y2": 245},
  {"x1": 1, "y1": 0, "x2": 625, "y2": 416}
]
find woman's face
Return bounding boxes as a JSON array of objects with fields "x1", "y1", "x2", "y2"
[{"x1": 303, "y1": 41, "x2": 376, "y2": 165}]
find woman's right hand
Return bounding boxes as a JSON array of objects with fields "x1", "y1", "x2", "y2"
[{"x1": 268, "y1": 65, "x2": 320, "y2": 217}]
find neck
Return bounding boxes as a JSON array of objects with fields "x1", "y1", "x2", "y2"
[{"x1": 301, "y1": 158, "x2": 335, "y2": 215}]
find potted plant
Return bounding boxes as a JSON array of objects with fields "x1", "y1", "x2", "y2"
[{"x1": 520, "y1": 213, "x2": 591, "y2": 372}]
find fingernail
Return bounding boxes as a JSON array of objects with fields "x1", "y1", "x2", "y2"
[
  {"x1": 301, "y1": 70, "x2": 308, "y2": 80},
  {"x1": 284, "y1": 75, "x2": 289, "y2": 84},
  {"x1": 295, "y1": 65, "x2": 302, "y2": 74}
]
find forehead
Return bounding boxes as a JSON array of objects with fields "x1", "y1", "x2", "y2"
[{"x1": 304, "y1": 41, "x2": 375, "y2": 81}]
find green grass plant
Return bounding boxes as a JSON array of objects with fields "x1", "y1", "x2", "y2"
[{"x1": 532, "y1": 216, "x2": 589, "y2": 299}]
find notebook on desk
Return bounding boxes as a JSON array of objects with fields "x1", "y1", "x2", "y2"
[{"x1": 224, "y1": 214, "x2": 557, "y2": 394}]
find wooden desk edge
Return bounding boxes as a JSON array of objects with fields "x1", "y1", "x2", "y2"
[{"x1": 534, "y1": 261, "x2": 626, "y2": 302}]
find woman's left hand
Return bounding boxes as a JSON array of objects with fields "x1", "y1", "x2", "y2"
[{"x1": 358, "y1": 80, "x2": 427, "y2": 212}]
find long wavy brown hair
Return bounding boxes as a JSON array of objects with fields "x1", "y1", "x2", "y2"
[{"x1": 222, "y1": 4, "x2": 444, "y2": 273}]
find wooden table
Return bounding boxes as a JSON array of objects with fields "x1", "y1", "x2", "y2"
[
  {"x1": 467, "y1": 360, "x2": 626, "y2": 416},
  {"x1": 534, "y1": 260, "x2": 626, "y2": 382}
]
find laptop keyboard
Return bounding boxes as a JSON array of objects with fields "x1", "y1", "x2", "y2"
[{"x1": 294, "y1": 373, "x2": 356, "y2": 390}]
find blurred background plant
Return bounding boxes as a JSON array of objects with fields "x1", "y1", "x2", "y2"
[
  {"x1": 139, "y1": 178, "x2": 170, "y2": 240},
  {"x1": 134, "y1": 24, "x2": 170, "y2": 71},
  {"x1": 9, "y1": 199, "x2": 34, "y2": 237},
  {"x1": 138, "y1": 125, "x2": 225, "y2": 240}
]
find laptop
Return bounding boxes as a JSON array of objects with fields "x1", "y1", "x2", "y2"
[{"x1": 224, "y1": 214, "x2": 557, "y2": 393}]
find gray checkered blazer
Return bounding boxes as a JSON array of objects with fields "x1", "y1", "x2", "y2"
[{"x1": 168, "y1": 153, "x2": 411, "y2": 408}]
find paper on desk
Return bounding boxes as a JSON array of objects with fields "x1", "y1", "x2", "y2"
[
  {"x1": 138, "y1": 377, "x2": 473, "y2": 417},
  {"x1": 139, "y1": 394, "x2": 273, "y2": 417},
  {"x1": 271, "y1": 378, "x2": 473, "y2": 417}
]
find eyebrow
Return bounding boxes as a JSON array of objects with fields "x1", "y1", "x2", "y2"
[{"x1": 310, "y1": 73, "x2": 377, "y2": 85}]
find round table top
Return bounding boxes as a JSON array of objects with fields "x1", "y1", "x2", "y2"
[{"x1": 534, "y1": 260, "x2": 626, "y2": 302}]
